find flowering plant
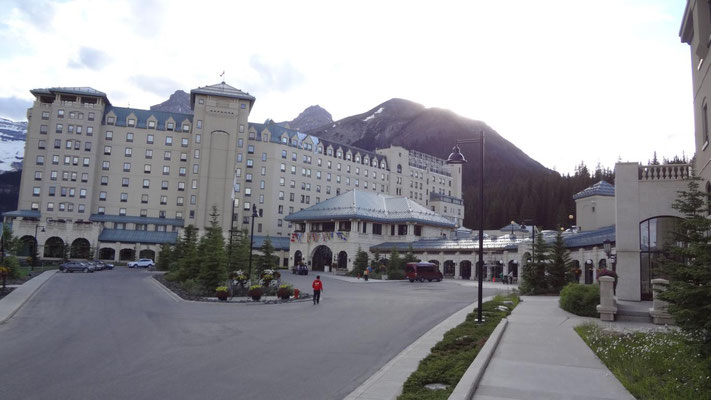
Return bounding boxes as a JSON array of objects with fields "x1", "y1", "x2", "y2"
[
  {"x1": 248, "y1": 285, "x2": 264, "y2": 297},
  {"x1": 230, "y1": 270, "x2": 249, "y2": 286},
  {"x1": 215, "y1": 286, "x2": 228, "y2": 293},
  {"x1": 0, "y1": 266, "x2": 8, "y2": 277},
  {"x1": 277, "y1": 283, "x2": 294, "y2": 298}
]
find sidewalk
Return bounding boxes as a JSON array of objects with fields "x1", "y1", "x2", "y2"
[
  {"x1": 0, "y1": 270, "x2": 57, "y2": 324},
  {"x1": 322, "y1": 272, "x2": 520, "y2": 290},
  {"x1": 472, "y1": 296, "x2": 635, "y2": 400}
]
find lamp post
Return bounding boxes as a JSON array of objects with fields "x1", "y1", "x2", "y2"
[
  {"x1": 228, "y1": 199, "x2": 237, "y2": 271},
  {"x1": 446, "y1": 130, "x2": 485, "y2": 323},
  {"x1": 510, "y1": 220, "x2": 515, "y2": 236},
  {"x1": 32, "y1": 224, "x2": 45, "y2": 271},
  {"x1": 247, "y1": 204, "x2": 259, "y2": 284}
]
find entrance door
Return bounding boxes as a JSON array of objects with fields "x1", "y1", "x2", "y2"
[
  {"x1": 460, "y1": 260, "x2": 471, "y2": 279},
  {"x1": 311, "y1": 245, "x2": 332, "y2": 272}
]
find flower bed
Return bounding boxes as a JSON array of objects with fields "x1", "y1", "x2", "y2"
[
  {"x1": 576, "y1": 323, "x2": 711, "y2": 399},
  {"x1": 398, "y1": 294, "x2": 519, "y2": 399}
]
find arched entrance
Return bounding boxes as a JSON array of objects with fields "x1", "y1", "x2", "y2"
[
  {"x1": 459, "y1": 260, "x2": 471, "y2": 279},
  {"x1": 428, "y1": 259, "x2": 440, "y2": 267},
  {"x1": 43, "y1": 237, "x2": 64, "y2": 258},
  {"x1": 338, "y1": 251, "x2": 348, "y2": 270},
  {"x1": 508, "y1": 260, "x2": 518, "y2": 278},
  {"x1": 311, "y1": 245, "x2": 332, "y2": 272},
  {"x1": 120, "y1": 248, "x2": 135, "y2": 261},
  {"x1": 571, "y1": 260, "x2": 581, "y2": 283},
  {"x1": 584, "y1": 259, "x2": 594, "y2": 284},
  {"x1": 71, "y1": 238, "x2": 91, "y2": 259},
  {"x1": 99, "y1": 248, "x2": 116, "y2": 261},
  {"x1": 443, "y1": 260, "x2": 455, "y2": 276},
  {"x1": 139, "y1": 249, "x2": 155, "y2": 260},
  {"x1": 475, "y1": 261, "x2": 487, "y2": 279},
  {"x1": 491, "y1": 261, "x2": 503, "y2": 281},
  {"x1": 294, "y1": 250, "x2": 303, "y2": 266},
  {"x1": 18, "y1": 235, "x2": 37, "y2": 257}
]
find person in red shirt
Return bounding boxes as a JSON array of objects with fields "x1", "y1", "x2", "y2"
[{"x1": 312, "y1": 275, "x2": 324, "y2": 304}]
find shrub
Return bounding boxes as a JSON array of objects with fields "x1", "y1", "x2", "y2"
[
  {"x1": 388, "y1": 269, "x2": 405, "y2": 280},
  {"x1": 248, "y1": 285, "x2": 264, "y2": 297},
  {"x1": 2, "y1": 256, "x2": 21, "y2": 279},
  {"x1": 559, "y1": 283, "x2": 599, "y2": 317},
  {"x1": 180, "y1": 279, "x2": 204, "y2": 296}
]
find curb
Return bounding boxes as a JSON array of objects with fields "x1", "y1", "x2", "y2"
[
  {"x1": 448, "y1": 317, "x2": 508, "y2": 400},
  {"x1": 0, "y1": 270, "x2": 57, "y2": 325},
  {"x1": 345, "y1": 295, "x2": 497, "y2": 400}
]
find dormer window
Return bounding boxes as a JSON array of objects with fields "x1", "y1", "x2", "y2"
[
  {"x1": 346, "y1": 153, "x2": 351, "y2": 161},
  {"x1": 182, "y1": 123, "x2": 190, "y2": 132},
  {"x1": 107, "y1": 116, "x2": 115, "y2": 125},
  {"x1": 148, "y1": 120, "x2": 156, "y2": 129},
  {"x1": 167, "y1": 122, "x2": 174, "y2": 131},
  {"x1": 282, "y1": 137, "x2": 288, "y2": 144},
  {"x1": 128, "y1": 118, "x2": 135, "y2": 127}
]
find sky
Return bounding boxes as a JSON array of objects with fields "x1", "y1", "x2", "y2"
[{"x1": 0, "y1": 0, "x2": 694, "y2": 174}]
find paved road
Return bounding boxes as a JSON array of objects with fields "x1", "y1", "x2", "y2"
[{"x1": 0, "y1": 268, "x2": 503, "y2": 400}]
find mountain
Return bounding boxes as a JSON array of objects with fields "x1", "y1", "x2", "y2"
[
  {"x1": 150, "y1": 90, "x2": 192, "y2": 114},
  {"x1": 0, "y1": 117, "x2": 27, "y2": 172},
  {"x1": 299, "y1": 99, "x2": 602, "y2": 230},
  {"x1": 279, "y1": 105, "x2": 333, "y2": 132}
]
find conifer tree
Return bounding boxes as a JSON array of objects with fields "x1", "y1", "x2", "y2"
[
  {"x1": 197, "y1": 207, "x2": 227, "y2": 291},
  {"x1": 659, "y1": 178, "x2": 711, "y2": 353},
  {"x1": 257, "y1": 236, "x2": 277, "y2": 276},
  {"x1": 156, "y1": 243, "x2": 173, "y2": 271},
  {"x1": 353, "y1": 247, "x2": 369, "y2": 275},
  {"x1": 546, "y1": 231, "x2": 572, "y2": 293},
  {"x1": 402, "y1": 244, "x2": 419, "y2": 264},
  {"x1": 176, "y1": 225, "x2": 199, "y2": 281},
  {"x1": 226, "y1": 228, "x2": 250, "y2": 272},
  {"x1": 520, "y1": 229, "x2": 549, "y2": 294}
]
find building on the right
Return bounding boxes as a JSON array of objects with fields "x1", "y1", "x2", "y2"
[{"x1": 611, "y1": 1, "x2": 706, "y2": 301}]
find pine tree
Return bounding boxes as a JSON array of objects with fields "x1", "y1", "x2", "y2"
[
  {"x1": 659, "y1": 178, "x2": 711, "y2": 353},
  {"x1": 402, "y1": 244, "x2": 419, "y2": 263},
  {"x1": 388, "y1": 248, "x2": 402, "y2": 277},
  {"x1": 176, "y1": 225, "x2": 200, "y2": 282},
  {"x1": 156, "y1": 243, "x2": 173, "y2": 271},
  {"x1": 353, "y1": 247, "x2": 369, "y2": 275},
  {"x1": 257, "y1": 236, "x2": 277, "y2": 276},
  {"x1": 226, "y1": 228, "x2": 250, "y2": 273},
  {"x1": 520, "y1": 229, "x2": 549, "y2": 294},
  {"x1": 547, "y1": 231, "x2": 572, "y2": 294},
  {"x1": 197, "y1": 207, "x2": 227, "y2": 291}
]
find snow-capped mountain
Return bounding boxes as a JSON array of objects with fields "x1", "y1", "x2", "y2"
[{"x1": 0, "y1": 117, "x2": 27, "y2": 172}]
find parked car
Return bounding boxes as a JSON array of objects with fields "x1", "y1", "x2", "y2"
[
  {"x1": 405, "y1": 262, "x2": 443, "y2": 282},
  {"x1": 128, "y1": 259, "x2": 155, "y2": 268},
  {"x1": 98, "y1": 261, "x2": 114, "y2": 270},
  {"x1": 60, "y1": 261, "x2": 95, "y2": 273},
  {"x1": 297, "y1": 264, "x2": 308, "y2": 275}
]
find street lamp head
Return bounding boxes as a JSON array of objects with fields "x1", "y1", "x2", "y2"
[
  {"x1": 252, "y1": 204, "x2": 259, "y2": 218},
  {"x1": 603, "y1": 239, "x2": 611, "y2": 255},
  {"x1": 446, "y1": 145, "x2": 467, "y2": 164}
]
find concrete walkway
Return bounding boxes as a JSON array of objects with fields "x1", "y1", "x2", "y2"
[
  {"x1": 472, "y1": 296, "x2": 635, "y2": 400},
  {"x1": 0, "y1": 270, "x2": 57, "y2": 324}
]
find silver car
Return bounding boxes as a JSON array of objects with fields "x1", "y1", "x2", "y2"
[{"x1": 60, "y1": 262, "x2": 95, "y2": 273}]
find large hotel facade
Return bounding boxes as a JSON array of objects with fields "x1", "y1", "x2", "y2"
[{"x1": 4, "y1": 83, "x2": 463, "y2": 264}]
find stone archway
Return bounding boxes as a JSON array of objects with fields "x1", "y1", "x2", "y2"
[
  {"x1": 43, "y1": 237, "x2": 64, "y2": 258},
  {"x1": 442, "y1": 260, "x2": 455, "y2": 276},
  {"x1": 311, "y1": 245, "x2": 332, "y2": 272},
  {"x1": 139, "y1": 249, "x2": 155, "y2": 260},
  {"x1": 459, "y1": 260, "x2": 471, "y2": 279},
  {"x1": 508, "y1": 260, "x2": 519, "y2": 278},
  {"x1": 294, "y1": 250, "x2": 303, "y2": 266},
  {"x1": 584, "y1": 259, "x2": 594, "y2": 284},
  {"x1": 571, "y1": 260, "x2": 581, "y2": 283},
  {"x1": 338, "y1": 251, "x2": 348, "y2": 270},
  {"x1": 18, "y1": 235, "x2": 37, "y2": 257},
  {"x1": 428, "y1": 259, "x2": 440, "y2": 267},
  {"x1": 99, "y1": 248, "x2": 116, "y2": 261},
  {"x1": 120, "y1": 248, "x2": 136, "y2": 261},
  {"x1": 70, "y1": 238, "x2": 91, "y2": 259}
]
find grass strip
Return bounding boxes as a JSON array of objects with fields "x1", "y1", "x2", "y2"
[
  {"x1": 576, "y1": 323, "x2": 711, "y2": 400},
  {"x1": 398, "y1": 294, "x2": 519, "y2": 400}
]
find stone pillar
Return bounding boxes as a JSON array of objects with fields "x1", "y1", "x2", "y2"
[
  {"x1": 649, "y1": 278, "x2": 674, "y2": 325},
  {"x1": 596, "y1": 276, "x2": 617, "y2": 321}
]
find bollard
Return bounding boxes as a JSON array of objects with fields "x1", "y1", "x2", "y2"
[
  {"x1": 596, "y1": 276, "x2": 617, "y2": 321},
  {"x1": 293, "y1": 288, "x2": 300, "y2": 299},
  {"x1": 649, "y1": 279, "x2": 674, "y2": 325}
]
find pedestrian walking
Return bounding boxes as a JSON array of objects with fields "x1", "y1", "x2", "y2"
[
  {"x1": 364, "y1": 267, "x2": 369, "y2": 281},
  {"x1": 312, "y1": 275, "x2": 323, "y2": 304}
]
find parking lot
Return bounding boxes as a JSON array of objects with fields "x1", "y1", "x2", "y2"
[{"x1": 0, "y1": 267, "x2": 504, "y2": 400}]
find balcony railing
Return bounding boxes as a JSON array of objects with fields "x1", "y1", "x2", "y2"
[{"x1": 638, "y1": 164, "x2": 692, "y2": 181}]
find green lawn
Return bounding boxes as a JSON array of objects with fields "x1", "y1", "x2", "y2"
[
  {"x1": 576, "y1": 324, "x2": 711, "y2": 400},
  {"x1": 398, "y1": 294, "x2": 519, "y2": 400}
]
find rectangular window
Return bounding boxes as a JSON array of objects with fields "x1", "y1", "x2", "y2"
[
  {"x1": 182, "y1": 124, "x2": 190, "y2": 132},
  {"x1": 195, "y1": 134, "x2": 201, "y2": 144},
  {"x1": 197, "y1": 120, "x2": 202, "y2": 129},
  {"x1": 100, "y1": 176, "x2": 108, "y2": 185},
  {"x1": 160, "y1": 195, "x2": 167, "y2": 205},
  {"x1": 144, "y1": 164, "x2": 151, "y2": 173},
  {"x1": 147, "y1": 134, "x2": 154, "y2": 144},
  {"x1": 148, "y1": 120, "x2": 155, "y2": 129},
  {"x1": 179, "y1": 167, "x2": 186, "y2": 176},
  {"x1": 125, "y1": 147, "x2": 132, "y2": 157},
  {"x1": 193, "y1": 164, "x2": 199, "y2": 174},
  {"x1": 145, "y1": 149, "x2": 153, "y2": 159},
  {"x1": 143, "y1": 179, "x2": 150, "y2": 188},
  {"x1": 194, "y1": 149, "x2": 200, "y2": 159},
  {"x1": 122, "y1": 177, "x2": 130, "y2": 187},
  {"x1": 81, "y1": 173, "x2": 88, "y2": 182},
  {"x1": 83, "y1": 157, "x2": 90, "y2": 166},
  {"x1": 119, "y1": 208, "x2": 126, "y2": 216},
  {"x1": 88, "y1": 112, "x2": 95, "y2": 121},
  {"x1": 167, "y1": 122, "x2": 174, "y2": 131},
  {"x1": 104, "y1": 146, "x2": 111, "y2": 155},
  {"x1": 36, "y1": 155, "x2": 44, "y2": 165},
  {"x1": 57, "y1": 109, "x2": 64, "y2": 118},
  {"x1": 105, "y1": 131, "x2": 113, "y2": 140},
  {"x1": 165, "y1": 136, "x2": 173, "y2": 146},
  {"x1": 162, "y1": 166, "x2": 170, "y2": 175},
  {"x1": 126, "y1": 132, "x2": 134, "y2": 142},
  {"x1": 120, "y1": 192, "x2": 128, "y2": 202},
  {"x1": 128, "y1": 118, "x2": 135, "y2": 127},
  {"x1": 161, "y1": 180, "x2": 168, "y2": 190},
  {"x1": 41, "y1": 111, "x2": 49, "y2": 120},
  {"x1": 178, "y1": 182, "x2": 185, "y2": 191},
  {"x1": 102, "y1": 161, "x2": 110, "y2": 170},
  {"x1": 123, "y1": 162, "x2": 131, "y2": 172},
  {"x1": 107, "y1": 116, "x2": 115, "y2": 125},
  {"x1": 79, "y1": 189, "x2": 87, "y2": 198},
  {"x1": 164, "y1": 151, "x2": 171, "y2": 161},
  {"x1": 84, "y1": 142, "x2": 92, "y2": 151},
  {"x1": 181, "y1": 138, "x2": 189, "y2": 147},
  {"x1": 99, "y1": 191, "x2": 107, "y2": 200}
]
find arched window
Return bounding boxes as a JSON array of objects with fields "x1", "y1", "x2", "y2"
[{"x1": 639, "y1": 216, "x2": 682, "y2": 300}]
